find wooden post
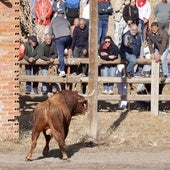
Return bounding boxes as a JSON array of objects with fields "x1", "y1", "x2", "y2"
[
  {"x1": 151, "y1": 60, "x2": 159, "y2": 115},
  {"x1": 87, "y1": 1, "x2": 98, "y2": 140}
]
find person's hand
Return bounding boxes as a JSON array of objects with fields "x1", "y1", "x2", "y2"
[
  {"x1": 139, "y1": 56, "x2": 145, "y2": 60},
  {"x1": 109, "y1": 55, "x2": 116, "y2": 60},
  {"x1": 82, "y1": 49, "x2": 87, "y2": 56},
  {"x1": 28, "y1": 57, "x2": 35, "y2": 63},
  {"x1": 47, "y1": 58, "x2": 54, "y2": 64},
  {"x1": 100, "y1": 52, "x2": 108, "y2": 56},
  {"x1": 155, "y1": 54, "x2": 161, "y2": 63},
  {"x1": 143, "y1": 18, "x2": 148, "y2": 24},
  {"x1": 150, "y1": 54, "x2": 155, "y2": 60}
]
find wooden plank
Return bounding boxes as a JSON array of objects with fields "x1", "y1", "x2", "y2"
[
  {"x1": 87, "y1": 0, "x2": 98, "y2": 140},
  {"x1": 151, "y1": 60, "x2": 159, "y2": 115},
  {"x1": 19, "y1": 94, "x2": 170, "y2": 102},
  {"x1": 19, "y1": 58, "x2": 153, "y2": 65},
  {"x1": 19, "y1": 75, "x2": 170, "y2": 84}
]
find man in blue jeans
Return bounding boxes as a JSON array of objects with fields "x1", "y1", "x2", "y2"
[
  {"x1": 120, "y1": 24, "x2": 143, "y2": 78},
  {"x1": 39, "y1": 33, "x2": 58, "y2": 94},
  {"x1": 24, "y1": 35, "x2": 40, "y2": 94},
  {"x1": 148, "y1": 22, "x2": 169, "y2": 81},
  {"x1": 49, "y1": 11, "x2": 72, "y2": 77}
]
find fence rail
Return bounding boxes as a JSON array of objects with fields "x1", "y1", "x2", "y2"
[{"x1": 19, "y1": 58, "x2": 170, "y2": 115}]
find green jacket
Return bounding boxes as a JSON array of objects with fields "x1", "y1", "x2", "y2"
[{"x1": 24, "y1": 41, "x2": 40, "y2": 62}]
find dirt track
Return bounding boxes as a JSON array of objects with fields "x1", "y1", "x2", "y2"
[
  {"x1": 0, "y1": 147, "x2": 170, "y2": 170},
  {"x1": 1, "y1": 107, "x2": 170, "y2": 170}
]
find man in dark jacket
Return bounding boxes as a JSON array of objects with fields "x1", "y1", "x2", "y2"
[
  {"x1": 123, "y1": 0, "x2": 139, "y2": 26},
  {"x1": 24, "y1": 35, "x2": 40, "y2": 94},
  {"x1": 39, "y1": 33, "x2": 58, "y2": 94},
  {"x1": 71, "y1": 18, "x2": 88, "y2": 76},
  {"x1": 120, "y1": 24, "x2": 142, "y2": 78}
]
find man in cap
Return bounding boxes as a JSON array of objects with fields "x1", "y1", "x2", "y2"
[{"x1": 24, "y1": 35, "x2": 41, "y2": 94}]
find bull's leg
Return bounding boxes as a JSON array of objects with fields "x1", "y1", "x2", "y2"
[
  {"x1": 25, "y1": 130, "x2": 40, "y2": 161},
  {"x1": 52, "y1": 131, "x2": 68, "y2": 160},
  {"x1": 42, "y1": 130, "x2": 51, "y2": 157}
]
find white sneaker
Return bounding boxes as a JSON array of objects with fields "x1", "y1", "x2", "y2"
[
  {"x1": 108, "y1": 90, "x2": 113, "y2": 95},
  {"x1": 102, "y1": 90, "x2": 108, "y2": 94},
  {"x1": 59, "y1": 71, "x2": 66, "y2": 77}
]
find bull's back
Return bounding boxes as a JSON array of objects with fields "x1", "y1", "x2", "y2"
[{"x1": 32, "y1": 101, "x2": 49, "y2": 131}]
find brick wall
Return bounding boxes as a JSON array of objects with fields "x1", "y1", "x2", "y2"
[{"x1": 0, "y1": 0, "x2": 20, "y2": 140}]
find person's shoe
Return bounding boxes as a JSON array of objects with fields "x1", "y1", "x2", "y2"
[
  {"x1": 59, "y1": 71, "x2": 66, "y2": 77},
  {"x1": 160, "y1": 75, "x2": 167, "y2": 83},
  {"x1": 71, "y1": 72, "x2": 77, "y2": 76},
  {"x1": 79, "y1": 73, "x2": 86, "y2": 77},
  {"x1": 42, "y1": 91, "x2": 48, "y2": 95},
  {"x1": 108, "y1": 90, "x2": 113, "y2": 95},
  {"x1": 102, "y1": 90, "x2": 108, "y2": 94},
  {"x1": 25, "y1": 91, "x2": 30, "y2": 95},
  {"x1": 126, "y1": 73, "x2": 132, "y2": 79}
]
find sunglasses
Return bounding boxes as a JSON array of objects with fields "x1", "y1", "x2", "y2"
[{"x1": 105, "y1": 41, "x2": 111, "y2": 43}]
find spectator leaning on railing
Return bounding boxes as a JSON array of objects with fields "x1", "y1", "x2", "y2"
[
  {"x1": 120, "y1": 24, "x2": 142, "y2": 79},
  {"x1": 23, "y1": 35, "x2": 41, "y2": 95},
  {"x1": 39, "y1": 33, "x2": 58, "y2": 95},
  {"x1": 147, "y1": 22, "x2": 169, "y2": 82}
]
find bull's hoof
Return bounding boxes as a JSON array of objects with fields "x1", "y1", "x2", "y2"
[
  {"x1": 62, "y1": 157, "x2": 70, "y2": 162},
  {"x1": 42, "y1": 146, "x2": 49, "y2": 157},
  {"x1": 25, "y1": 157, "x2": 32, "y2": 162}
]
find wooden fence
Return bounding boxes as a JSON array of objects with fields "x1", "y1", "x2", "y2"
[{"x1": 19, "y1": 58, "x2": 170, "y2": 115}]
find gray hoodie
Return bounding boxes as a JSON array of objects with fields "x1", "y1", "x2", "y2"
[
  {"x1": 49, "y1": 16, "x2": 71, "y2": 39},
  {"x1": 154, "y1": 2, "x2": 170, "y2": 23}
]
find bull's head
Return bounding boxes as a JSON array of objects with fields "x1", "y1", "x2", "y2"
[
  {"x1": 73, "y1": 90, "x2": 95, "y2": 116},
  {"x1": 73, "y1": 95, "x2": 87, "y2": 116}
]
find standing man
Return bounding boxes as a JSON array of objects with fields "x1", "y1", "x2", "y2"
[
  {"x1": 49, "y1": 11, "x2": 72, "y2": 77},
  {"x1": 35, "y1": 0, "x2": 53, "y2": 42},
  {"x1": 24, "y1": 35, "x2": 40, "y2": 94},
  {"x1": 71, "y1": 18, "x2": 89, "y2": 76},
  {"x1": 148, "y1": 22, "x2": 169, "y2": 81},
  {"x1": 123, "y1": 0, "x2": 139, "y2": 26},
  {"x1": 39, "y1": 33, "x2": 58, "y2": 94},
  {"x1": 154, "y1": 0, "x2": 170, "y2": 30},
  {"x1": 98, "y1": 0, "x2": 113, "y2": 46},
  {"x1": 120, "y1": 24, "x2": 142, "y2": 78},
  {"x1": 136, "y1": 0, "x2": 151, "y2": 41},
  {"x1": 113, "y1": 0, "x2": 130, "y2": 47}
]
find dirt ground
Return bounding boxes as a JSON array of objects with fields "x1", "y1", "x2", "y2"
[{"x1": 0, "y1": 100, "x2": 170, "y2": 170}]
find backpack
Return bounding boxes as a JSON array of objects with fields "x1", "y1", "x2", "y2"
[{"x1": 65, "y1": 0, "x2": 80, "y2": 18}]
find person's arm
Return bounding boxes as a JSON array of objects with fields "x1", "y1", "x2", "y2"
[
  {"x1": 147, "y1": 34, "x2": 155, "y2": 55},
  {"x1": 159, "y1": 31, "x2": 169, "y2": 55},
  {"x1": 71, "y1": 27, "x2": 77, "y2": 50},
  {"x1": 123, "y1": 5, "x2": 130, "y2": 23}
]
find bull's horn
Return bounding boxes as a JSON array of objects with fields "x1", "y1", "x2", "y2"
[{"x1": 78, "y1": 90, "x2": 95, "y2": 98}]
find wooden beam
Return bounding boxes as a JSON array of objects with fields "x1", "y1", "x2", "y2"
[
  {"x1": 19, "y1": 58, "x2": 154, "y2": 65},
  {"x1": 87, "y1": 0, "x2": 98, "y2": 140},
  {"x1": 19, "y1": 75, "x2": 170, "y2": 84},
  {"x1": 151, "y1": 60, "x2": 159, "y2": 115}
]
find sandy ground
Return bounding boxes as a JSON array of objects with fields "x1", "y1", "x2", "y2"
[
  {"x1": 1, "y1": 102, "x2": 170, "y2": 170},
  {"x1": 0, "y1": 147, "x2": 170, "y2": 170}
]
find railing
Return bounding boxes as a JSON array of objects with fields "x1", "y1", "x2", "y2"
[{"x1": 19, "y1": 57, "x2": 170, "y2": 115}]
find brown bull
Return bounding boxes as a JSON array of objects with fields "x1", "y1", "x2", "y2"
[{"x1": 25, "y1": 90, "x2": 87, "y2": 161}]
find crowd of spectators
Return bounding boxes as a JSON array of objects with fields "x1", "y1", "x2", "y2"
[{"x1": 20, "y1": 0, "x2": 170, "y2": 109}]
